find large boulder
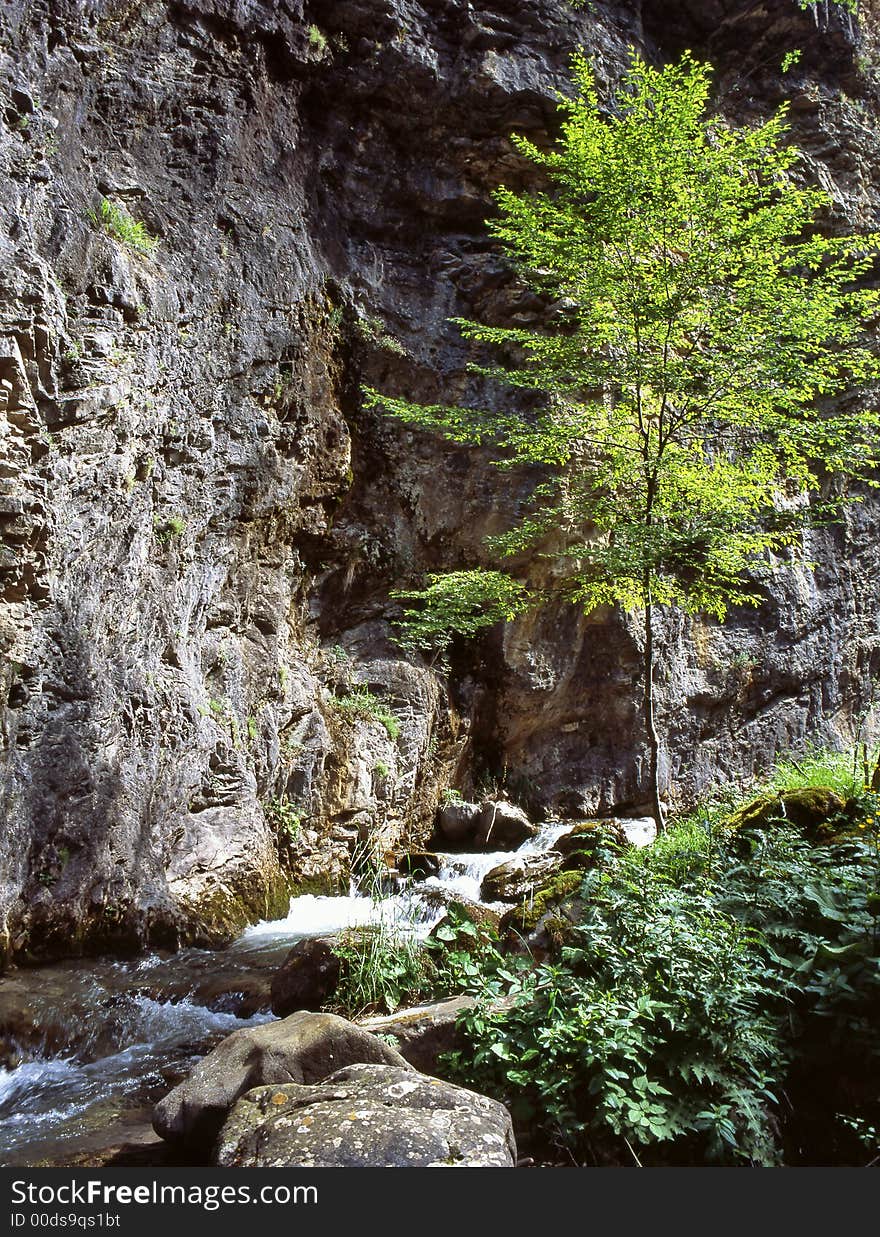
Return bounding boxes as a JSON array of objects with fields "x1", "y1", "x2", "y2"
[
  {"x1": 723, "y1": 787, "x2": 846, "y2": 842},
  {"x1": 215, "y1": 1063, "x2": 516, "y2": 1167},
  {"x1": 152, "y1": 1011, "x2": 412, "y2": 1148},
  {"x1": 359, "y1": 996, "x2": 476, "y2": 1075},
  {"x1": 480, "y1": 852, "x2": 563, "y2": 903},
  {"x1": 435, "y1": 800, "x2": 482, "y2": 845},
  {"x1": 270, "y1": 937, "x2": 341, "y2": 1016},
  {"x1": 474, "y1": 801, "x2": 537, "y2": 849},
  {"x1": 499, "y1": 869, "x2": 585, "y2": 946}
]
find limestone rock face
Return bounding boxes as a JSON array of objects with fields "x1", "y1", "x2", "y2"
[
  {"x1": 214, "y1": 1063, "x2": 516, "y2": 1167},
  {"x1": 1, "y1": 0, "x2": 879, "y2": 962},
  {"x1": 152, "y1": 1010, "x2": 411, "y2": 1148}
]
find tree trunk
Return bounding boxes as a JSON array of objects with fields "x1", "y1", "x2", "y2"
[{"x1": 643, "y1": 582, "x2": 666, "y2": 832}]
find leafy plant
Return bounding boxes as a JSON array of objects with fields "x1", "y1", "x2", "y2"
[
  {"x1": 355, "y1": 312, "x2": 407, "y2": 357},
  {"x1": 332, "y1": 686, "x2": 401, "y2": 739},
  {"x1": 153, "y1": 514, "x2": 186, "y2": 543},
  {"x1": 366, "y1": 52, "x2": 880, "y2": 830},
  {"x1": 88, "y1": 197, "x2": 157, "y2": 255},
  {"x1": 265, "y1": 796, "x2": 302, "y2": 842},
  {"x1": 307, "y1": 24, "x2": 328, "y2": 57},
  {"x1": 439, "y1": 807, "x2": 880, "y2": 1165},
  {"x1": 391, "y1": 571, "x2": 528, "y2": 654}
]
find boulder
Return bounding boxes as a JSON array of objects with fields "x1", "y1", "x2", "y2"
[
  {"x1": 499, "y1": 869, "x2": 584, "y2": 944},
  {"x1": 360, "y1": 996, "x2": 476, "y2": 1075},
  {"x1": 618, "y1": 816, "x2": 658, "y2": 848},
  {"x1": 474, "y1": 800, "x2": 537, "y2": 849},
  {"x1": 214, "y1": 1063, "x2": 516, "y2": 1167},
  {"x1": 270, "y1": 937, "x2": 341, "y2": 1016},
  {"x1": 435, "y1": 800, "x2": 482, "y2": 844},
  {"x1": 723, "y1": 787, "x2": 846, "y2": 842},
  {"x1": 152, "y1": 1011, "x2": 412, "y2": 1148},
  {"x1": 480, "y1": 851, "x2": 563, "y2": 903}
]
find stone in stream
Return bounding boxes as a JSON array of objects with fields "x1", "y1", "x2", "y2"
[
  {"x1": 480, "y1": 851, "x2": 563, "y2": 903},
  {"x1": 397, "y1": 851, "x2": 441, "y2": 880},
  {"x1": 214, "y1": 1063, "x2": 516, "y2": 1167},
  {"x1": 152, "y1": 1011, "x2": 412, "y2": 1149},
  {"x1": 553, "y1": 819, "x2": 630, "y2": 868},
  {"x1": 435, "y1": 799, "x2": 536, "y2": 850},
  {"x1": 359, "y1": 995, "x2": 477, "y2": 1076},
  {"x1": 435, "y1": 800, "x2": 482, "y2": 845},
  {"x1": 474, "y1": 800, "x2": 537, "y2": 849},
  {"x1": 270, "y1": 936, "x2": 342, "y2": 1016}
]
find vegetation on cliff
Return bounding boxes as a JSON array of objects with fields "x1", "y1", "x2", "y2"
[{"x1": 367, "y1": 52, "x2": 880, "y2": 830}]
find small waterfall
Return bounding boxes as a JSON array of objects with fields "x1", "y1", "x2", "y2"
[{"x1": 0, "y1": 819, "x2": 573, "y2": 1164}]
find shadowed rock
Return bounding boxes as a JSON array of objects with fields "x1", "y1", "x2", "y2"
[{"x1": 270, "y1": 936, "x2": 342, "y2": 1016}]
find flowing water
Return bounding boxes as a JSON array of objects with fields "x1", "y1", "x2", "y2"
[{"x1": 0, "y1": 822, "x2": 571, "y2": 1166}]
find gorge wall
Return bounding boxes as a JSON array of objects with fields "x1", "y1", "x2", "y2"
[{"x1": 1, "y1": 0, "x2": 879, "y2": 963}]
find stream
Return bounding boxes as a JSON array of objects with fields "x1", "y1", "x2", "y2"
[{"x1": 0, "y1": 824, "x2": 569, "y2": 1167}]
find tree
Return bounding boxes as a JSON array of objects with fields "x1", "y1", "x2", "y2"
[{"x1": 365, "y1": 51, "x2": 880, "y2": 829}]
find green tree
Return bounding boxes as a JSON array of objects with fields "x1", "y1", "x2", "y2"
[{"x1": 366, "y1": 52, "x2": 880, "y2": 828}]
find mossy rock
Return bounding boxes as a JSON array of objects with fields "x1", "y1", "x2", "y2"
[
  {"x1": 500, "y1": 869, "x2": 584, "y2": 942},
  {"x1": 722, "y1": 787, "x2": 846, "y2": 843},
  {"x1": 185, "y1": 869, "x2": 292, "y2": 947},
  {"x1": 287, "y1": 874, "x2": 346, "y2": 897},
  {"x1": 554, "y1": 819, "x2": 628, "y2": 870}
]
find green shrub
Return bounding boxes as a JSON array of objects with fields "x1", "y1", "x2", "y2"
[
  {"x1": 332, "y1": 687, "x2": 400, "y2": 740},
  {"x1": 88, "y1": 197, "x2": 157, "y2": 255},
  {"x1": 307, "y1": 24, "x2": 328, "y2": 56},
  {"x1": 441, "y1": 810, "x2": 880, "y2": 1165},
  {"x1": 153, "y1": 514, "x2": 186, "y2": 542}
]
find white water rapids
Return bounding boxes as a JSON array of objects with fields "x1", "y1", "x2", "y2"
[{"x1": 0, "y1": 821, "x2": 574, "y2": 1165}]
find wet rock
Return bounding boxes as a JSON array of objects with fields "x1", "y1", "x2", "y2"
[
  {"x1": 474, "y1": 801, "x2": 537, "y2": 849},
  {"x1": 270, "y1": 937, "x2": 342, "y2": 1016},
  {"x1": 214, "y1": 1063, "x2": 516, "y2": 1167},
  {"x1": 480, "y1": 852, "x2": 563, "y2": 903},
  {"x1": 360, "y1": 995, "x2": 476, "y2": 1076},
  {"x1": 152, "y1": 1010, "x2": 411, "y2": 1149},
  {"x1": 398, "y1": 851, "x2": 441, "y2": 880}
]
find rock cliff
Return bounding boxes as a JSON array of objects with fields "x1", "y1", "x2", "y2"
[{"x1": 1, "y1": 0, "x2": 878, "y2": 962}]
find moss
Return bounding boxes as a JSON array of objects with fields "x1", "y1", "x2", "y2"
[
  {"x1": 722, "y1": 787, "x2": 846, "y2": 843},
  {"x1": 287, "y1": 874, "x2": 346, "y2": 897},
  {"x1": 185, "y1": 868, "x2": 292, "y2": 947},
  {"x1": 501, "y1": 869, "x2": 584, "y2": 938}
]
